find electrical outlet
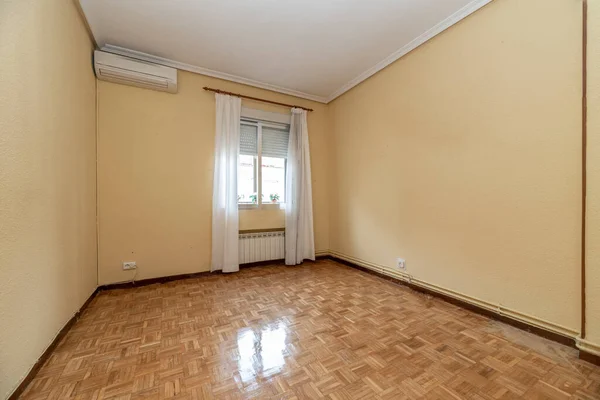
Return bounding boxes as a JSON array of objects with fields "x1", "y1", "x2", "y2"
[
  {"x1": 123, "y1": 261, "x2": 137, "y2": 270},
  {"x1": 396, "y1": 258, "x2": 406, "y2": 271}
]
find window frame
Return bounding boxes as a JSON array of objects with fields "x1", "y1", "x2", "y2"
[
  {"x1": 237, "y1": 153, "x2": 258, "y2": 210},
  {"x1": 239, "y1": 118, "x2": 289, "y2": 210}
]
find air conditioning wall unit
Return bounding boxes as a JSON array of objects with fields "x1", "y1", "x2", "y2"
[{"x1": 94, "y1": 50, "x2": 178, "y2": 93}]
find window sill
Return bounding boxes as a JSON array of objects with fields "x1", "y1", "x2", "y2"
[
  {"x1": 238, "y1": 203, "x2": 285, "y2": 211},
  {"x1": 262, "y1": 203, "x2": 284, "y2": 210}
]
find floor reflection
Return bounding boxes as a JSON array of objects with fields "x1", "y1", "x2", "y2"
[{"x1": 237, "y1": 321, "x2": 288, "y2": 383}]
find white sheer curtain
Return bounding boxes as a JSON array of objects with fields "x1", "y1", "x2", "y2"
[
  {"x1": 211, "y1": 94, "x2": 241, "y2": 273},
  {"x1": 285, "y1": 108, "x2": 315, "y2": 265}
]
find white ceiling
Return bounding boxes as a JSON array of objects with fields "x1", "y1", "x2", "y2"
[{"x1": 80, "y1": 0, "x2": 491, "y2": 103}]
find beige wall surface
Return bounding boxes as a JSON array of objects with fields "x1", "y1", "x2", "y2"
[
  {"x1": 239, "y1": 208, "x2": 285, "y2": 231},
  {"x1": 0, "y1": 1, "x2": 98, "y2": 398},
  {"x1": 585, "y1": 0, "x2": 600, "y2": 348},
  {"x1": 2, "y1": 3, "x2": 597, "y2": 398},
  {"x1": 97, "y1": 72, "x2": 329, "y2": 284},
  {"x1": 328, "y1": 0, "x2": 582, "y2": 335}
]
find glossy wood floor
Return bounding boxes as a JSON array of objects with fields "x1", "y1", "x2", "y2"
[{"x1": 20, "y1": 260, "x2": 600, "y2": 400}]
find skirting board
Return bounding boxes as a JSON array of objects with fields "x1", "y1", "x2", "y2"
[
  {"x1": 322, "y1": 251, "x2": 578, "y2": 345},
  {"x1": 7, "y1": 288, "x2": 100, "y2": 400},
  {"x1": 577, "y1": 337, "x2": 600, "y2": 358},
  {"x1": 8, "y1": 262, "x2": 272, "y2": 398},
  {"x1": 100, "y1": 270, "x2": 213, "y2": 290},
  {"x1": 99, "y1": 257, "x2": 330, "y2": 290},
  {"x1": 8, "y1": 254, "x2": 598, "y2": 399},
  {"x1": 320, "y1": 250, "x2": 600, "y2": 366},
  {"x1": 580, "y1": 350, "x2": 600, "y2": 366}
]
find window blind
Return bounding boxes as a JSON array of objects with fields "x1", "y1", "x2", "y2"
[
  {"x1": 262, "y1": 126, "x2": 289, "y2": 158},
  {"x1": 240, "y1": 124, "x2": 258, "y2": 156}
]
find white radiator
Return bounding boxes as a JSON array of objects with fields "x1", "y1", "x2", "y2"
[{"x1": 239, "y1": 231, "x2": 285, "y2": 264}]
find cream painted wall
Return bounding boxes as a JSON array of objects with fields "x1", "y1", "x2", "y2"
[
  {"x1": 239, "y1": 208, "x2": 285, "y2": 231},
  {"x1": 1, "y1": 5, "x2": 595, "y2": 398},
  {"x1": 585, "y1": 0, "x2": 600, "y2": 350},
  {"x1": 0, "y1": 1, "x2": 97, "y2": 398},
  {"x1": 97, "y1": 72, "x2": 329, "y2": 284},
  {"x1": 328, "y1": 0, "x2": 582, "y2": 335}
]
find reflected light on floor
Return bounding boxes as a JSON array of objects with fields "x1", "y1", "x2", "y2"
[{"x1": 236, "y1": 322, "x2": 288, "y2": 383}]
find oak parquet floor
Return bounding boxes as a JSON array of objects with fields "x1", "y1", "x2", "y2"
[{"x1": 19, "y1": 260, "x2": 600, "y2": 399}]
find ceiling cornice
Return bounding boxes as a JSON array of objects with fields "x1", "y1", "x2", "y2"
[
  {"x1": 326, "y1": 0, "x2": 494, "y2": 103},
  {"x1": 101, "y1": 0, "x2": 493, "y2": 105},
  {"x1": 102, "y1": 45, "x2": 329, "y2": 104}
]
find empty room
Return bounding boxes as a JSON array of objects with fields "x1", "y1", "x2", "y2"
[{"x1": 2, "y1": 0, "x2": 600, "y2": 399}]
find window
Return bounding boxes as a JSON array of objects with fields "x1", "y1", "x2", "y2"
[{"x1": 238, "y1": 120, "x2": 289, "y2": 208}]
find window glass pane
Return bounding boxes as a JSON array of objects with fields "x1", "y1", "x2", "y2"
[
  {"x1": 238, "y1": 155, "x2": 256, "y2": 204},
  {"x1": 262, "y1": 156, "x2": 285, "y2": 204}
]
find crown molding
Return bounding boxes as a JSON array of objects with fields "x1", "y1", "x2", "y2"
[
  {"x1": 101, "y1": 0, "x2": 492, "y2": 105},
  {"x1": 325, "y1": 0, "x2": 494, "y2": 103},
  {"x1": 101, "y1": 45, "x2": 329, "y2": 104}
]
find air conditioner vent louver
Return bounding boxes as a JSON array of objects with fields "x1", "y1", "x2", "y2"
[
  {"x1": 94, "y1": 50, "x2": 177, "y2": 93},
  {"x1": 98, "y1": 67, "x2": 169, "y2": 89}
]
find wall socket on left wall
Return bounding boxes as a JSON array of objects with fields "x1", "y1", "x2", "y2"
[{"x1": 123, "y1": 261, "x2": 137, "y2": 270}]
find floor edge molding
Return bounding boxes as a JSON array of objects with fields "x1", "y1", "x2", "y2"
[
  {"x1": 7, "y1": 288, "x2": 100, "y2": 400},
  {"x1": 579, "y1": 350, "x2": 600, "y2": 366},
  {"x1": 10, "y1": 255, "x2": 599, "y2": 399},
  {"x1": 577, "y1": 337, "x2": 600, "y2": 366},
  {"x1": 100, "y1": 255, "x2": 331, "y2": 290},
  {"x1": 321, "y1": 251, "x2": 578, "y2": 350}
]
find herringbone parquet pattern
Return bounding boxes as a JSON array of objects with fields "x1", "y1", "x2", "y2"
[{"x1": 19, "y1": 260, "x2": 600, "y2": 399}]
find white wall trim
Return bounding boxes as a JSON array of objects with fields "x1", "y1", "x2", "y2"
[
  {"x1": 576, "y1": 337, "x2": 600, "y2": 356},
  {"x1": 321, "y1": 250, "x2": 580, "y2": 340},
  {"x1": 315, "y1": 249, "x2": 330, "y2": 257},
  {"x1": 102, "y1": 1, "x2": 492, "y2": 105},
  {"x1": 101, "y1": 45, "x2": 329, "y2": 104},
  {"x1": 325, "y1": 0, "x2": 494, "y2": 102}
]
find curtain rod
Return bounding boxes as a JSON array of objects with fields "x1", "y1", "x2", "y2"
[{"x1": 203, "y1": 87, "x2": 313, "y2": 112}]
